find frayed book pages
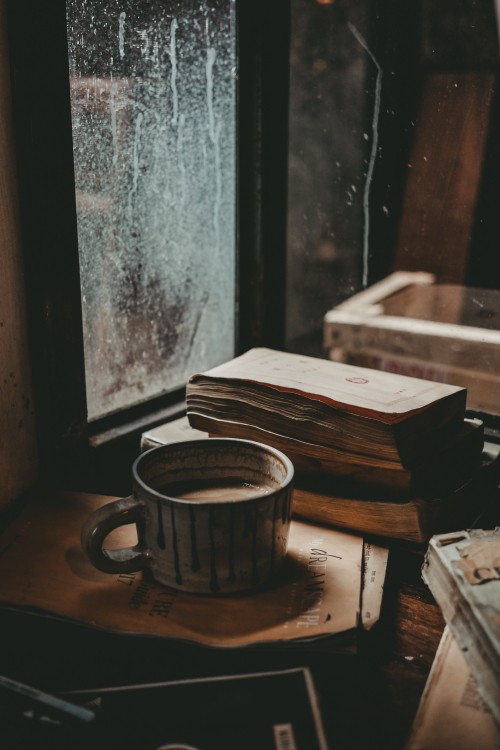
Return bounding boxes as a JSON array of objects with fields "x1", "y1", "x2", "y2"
[{"x1": 186, "y1": 347, "x2": 468, "y2": 489}]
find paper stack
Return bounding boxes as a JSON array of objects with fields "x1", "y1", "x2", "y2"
[{"x1": 421, "y1": 528, "x2": 500, "y2": 726}]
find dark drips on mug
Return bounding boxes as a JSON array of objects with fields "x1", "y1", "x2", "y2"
[{"x1": 153, "y1": 473, "x2": 288, "y2": 594}]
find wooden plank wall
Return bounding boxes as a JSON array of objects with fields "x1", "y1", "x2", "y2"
[
  {"x1": 0, "y1": 0, "x2": 38, "y2": 509},
  {"x1": 394, "y1": 72, "x2": 495, "y2": 283}
]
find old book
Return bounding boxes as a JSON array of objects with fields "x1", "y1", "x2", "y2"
[
  {"x1": 406, "y1": 627, "x2": 499, "y2": 750},
  {"x1": 204, "y1": 416, "x2": 483, "y2": 497},
  {"x1": 0, "y1": 489, "x2": 366, "y2": 653},
  {"x1": 291, "y1": 449, "x2": 500, "y2": 544},
  {"x1": 422, "y1": 528, "x2": 500, "y2": 725},
  {"x1": 141, "y1": 417, "x2": 491, "y2": 543},
  {"x1": 186, "y1": 348, "x2": 467, "y2": 479},
  {"x1": 311, "y1": 416, "x2": 483, "y2": 499},
  {"x1": 61, "y1": 667, "x2": 329, "y2": 750},
  {"x1": 3, "y1": 668, "x2": 329, "y2": 750},
  {"x1": 143, "y1": 415, "x2": 484, "y2": 498}
]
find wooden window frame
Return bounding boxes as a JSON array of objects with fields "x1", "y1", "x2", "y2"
[{"x1": 7, "y1": 0, "x2": 291, "y2": 494}]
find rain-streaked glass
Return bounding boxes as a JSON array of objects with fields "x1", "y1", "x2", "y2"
[{"x1": 66, "y1": 0, "x2": 236, "y2": 420}]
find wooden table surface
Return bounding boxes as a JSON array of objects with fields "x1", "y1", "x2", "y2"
[{"x1": 0, "y1": 539, "x2": 445, "y2": 750}]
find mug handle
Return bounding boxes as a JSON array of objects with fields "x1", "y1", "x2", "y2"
[{"x1": 81, "y1": 496, "x2": 150, "y2": 575}]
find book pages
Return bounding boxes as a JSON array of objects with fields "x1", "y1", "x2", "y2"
[
  {"x1": 361, "y1": 542, "x2": 389, "y2": 630},
  {"x1": 66, "y1": 668, "x2": 330, "y2": 750},
  {"x1": 193, "y1": 347, "x2": 465, "y2": 417}
]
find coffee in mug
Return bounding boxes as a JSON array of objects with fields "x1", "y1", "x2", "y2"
[{"x1": 81, "y1": 438, "x2": 294, "y2": 595}]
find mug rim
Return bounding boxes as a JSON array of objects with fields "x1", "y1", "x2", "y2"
[{"x1": 132, "y1": 437, "x2": 295, "y2": 506}]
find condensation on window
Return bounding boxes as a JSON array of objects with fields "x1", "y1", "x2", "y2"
[{"x1": 66, "y1": 0, "x2": 236, "y2": 421}]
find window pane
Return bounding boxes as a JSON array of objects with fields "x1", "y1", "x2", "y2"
[
  {"x1": 286, "y1": 0, "x2": 500, "y2": 418},
  {"x1": 66, "y1": 0, "x2": 236, "y2": 421},
  {"x1": 286, "y1": 0, "x2": 368, "y2": 354}
]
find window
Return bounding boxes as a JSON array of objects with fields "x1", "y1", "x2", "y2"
[
  {"x1": 66, "y1": 0, "x2": 237, "y2": 421},
  {"x1": 285, "y1": 0, "x2": 500, "y2": 429},
  {"x1": 8, "y1": 0, "x2": 500, "y2": 492},
  {"x1": 8, "y1": 0, "x2": 289, "y2": 489}
]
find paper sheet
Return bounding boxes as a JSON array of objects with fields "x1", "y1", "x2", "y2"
[
  {"x1": 0, "y1": 490, "x2": 363, "y2": 649},
  {"x1": 361, "y1": 541, "x2": 389, "y2": 630}
]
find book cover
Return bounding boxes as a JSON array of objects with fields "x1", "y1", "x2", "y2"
[
  {"x1": 60, "y1": 667, "x2": 330, "y2": 750},
  {"x1": 0, "y1": 668, "x2": 329, "y2": 750}
]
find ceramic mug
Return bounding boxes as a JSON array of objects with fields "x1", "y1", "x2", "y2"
[{"x1": 81, "y1": 438, "x2": 294, "y2": 594}]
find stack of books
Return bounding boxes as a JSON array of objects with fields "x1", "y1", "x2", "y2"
[
  {"x1": 421, "y1": 529, "x2": 500, "y2": 727},
  {"x1": 1, "y1": 668, "x2": 330, "y2": 750},
  {"x1": 61, "y1": 667, "x2": 329, "y2": 750},
  {"x1": 185, "y1": 347, "x2": 493, "y2": 544}
]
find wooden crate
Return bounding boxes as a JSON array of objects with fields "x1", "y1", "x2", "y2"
[{"x1": 323, "y1": 272, "x2": 500, "y2": 416}]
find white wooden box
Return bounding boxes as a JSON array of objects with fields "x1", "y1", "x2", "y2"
[{"x1": 323, "y1": 271, "x2": 500, "y2": 416}]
